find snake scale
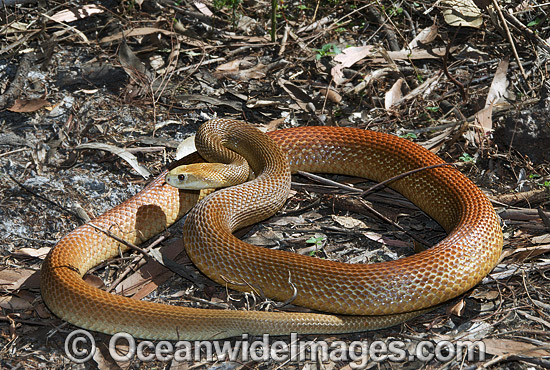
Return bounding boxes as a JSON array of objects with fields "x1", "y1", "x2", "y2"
[{"x1": 41, "y1": 119, "x2": 503, "y2": 340}]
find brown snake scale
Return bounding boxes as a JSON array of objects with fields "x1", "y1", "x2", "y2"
[{"x1": 41, "y1": 119, "x2": 503, "y2": 340}]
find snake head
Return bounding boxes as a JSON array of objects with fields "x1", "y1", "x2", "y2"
[{"x1": 165, "y1": 163, "x2": 247, "y2": 190}]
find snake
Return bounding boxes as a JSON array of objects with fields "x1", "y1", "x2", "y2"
[{"x1": 40, "y1": 119, "x2": 503, "y2": 340}]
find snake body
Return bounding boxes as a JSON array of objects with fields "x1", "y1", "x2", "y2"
[{"x1": 41, "y1": 119, "x2": 503, "y2": 340}]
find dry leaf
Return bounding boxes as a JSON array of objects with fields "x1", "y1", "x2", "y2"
[
  {"x1": 470, "y1": 289, "x2": 500, "y2": 300},
  {"x1": 385, "y1": 78, "x2": 405, "y2": 110},
  {"x1": 448, "y1": 299, "x2": 465, "y2": 316},
  {"x1": 118, "y1": 40, "x2": 151, "y2": 84},
  {"x1": 83, "y1": 274, "x2": 105, "y2": 289},
  {"x1": 331, "y1": 215, "x2": 367, "y2": 229},
  {"x1": 175, "y1": 135, "x2": 196, "y2": 160},
  {"x1": 0, "y1": 296, "x2": 33, "y2": 310},
  {"x1": 318, "y1": 88, "x2": 342, "y2": 104},
  {"x1": 12, "y1": 247, "x2": 50, "y2": 259},
  {"x1": 0, "y1": 268, "x2": 39, "y2": 291},
  {"x1": 474, "y1": 105, "x2": 493, "y2": 135},
  {"x1": 407, "y1": 24, "x2": 438, "y2": 50},
  {"x1": 8, "y1": 98, "x2": 50, "y2": 113},
  {"x1": 194, "y1": 1, "x2": 213, "y2": 16},
  {"x1": 382, "y1": 47, "x2": 457, "y2": 62},
  {"x1": 279, "y1": 78, "x2": 314, "y2": 112},
  {"x1": 114, "y1": 239, "x2": 186, "y2": 298},
  {"x1": 331, "y1": 46, "x2": 374, "y2": 85},
  {"x1": 442, "y1": 0, "x2": 483, "y2": 28},
  {"x1": 100, "y1": 27, "x2": 175, "y2": 44},
  {"x1": 473, "y1": 57, "x2": 509, "y2": 137},
  {"x1": 213, "y1": 59, "x2": 267, "y2": 81},
  {"x1": 76, "y1": 143, "x2": 151, "y2": 179},
  {"x1": 483, "y1": 338, "x2": 550, "y2": 357},
  {"x1": 49, "y1": 4, "x2": 103, "y2": 23},
  {"x1": 532, "y1": 234, "x2": 550, "y2": 244},
  {"x1": 333, "y1": 46, "x2": 373, "y2": 68},
  {"x1": 508, "y1": 245, "x2": 550, "y2": 263},
  {"x1": 394, "y1": 74, "x2": 441, "y2": 108},
  {"x1": 486, "y1": 58, "x2": 510, "y2": 107}
]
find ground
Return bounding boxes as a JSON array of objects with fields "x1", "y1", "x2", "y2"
[{"x1": 1, "y1": 0, "x2": 550, "y2": 369}]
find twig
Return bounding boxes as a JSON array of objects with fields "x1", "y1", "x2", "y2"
[
  {"x1": 7, "y1": 174, "x2": 86, "y2": 223},
  {"x1": 88, "y1": 222, "x2": 199, "y2": 284},
  {"x1": 491, "y1": 0, "x2": 528, "y2": 82},
  {"x1": 354, "y1": 197, "x2": 433, "y2": 249},
  {"x1": 105, "y1": 235, "x2": 166, "y2": 293},
  {"x1": 503, "y1": 12, "x2": 550, "y2": 54},
  {"x1": 296, "y1": 170, "x2": 361, "y2": 193},
  {"x1": 360, "y1": 163, "x2": 456, "y2": 197},
  {"x1": 442, "y1": 27, "x2": 467, "y2": 102},
  {"x1": 88, "y1": 223, "x2": 151, "y2": 257}
]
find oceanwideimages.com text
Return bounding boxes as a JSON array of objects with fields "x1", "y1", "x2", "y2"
[{"x1": 65, "y1": 330, "x2": 486, "y2": 366}]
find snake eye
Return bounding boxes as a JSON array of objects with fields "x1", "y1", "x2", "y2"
[{"x1": 178, "y1": 174, "x2": 186, "y2": 182}]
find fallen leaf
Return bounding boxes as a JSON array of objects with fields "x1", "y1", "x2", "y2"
[
  {"x1": 318, "y1": 88, "x2": 342, "y2": 104},
  {"x1": 381, "y1": 47, "x2": 458, "y2": 62},
  {"x1": 12, "y1": 247, "x2": 50, "y2": 259},
  {"x1": 331, "y1": 215, "x2": 367, "y2": 229},
  {"x1": 118, "y1": 40, "x2": 151, "y2": 85},
  {"x1": 279, "y1": 78, "x2": 314, "y2": 112},
  {"x1": 333, "y1": 46, "x2": 374, "y2": 68},
  {"x1": 114, "y1": 239, "x2": 187, "y2": 299},
  {"x1": 0, "y1": 268, "x2": 39, "y2": 291},
  {"x1": 483, "y1": 338, "x2": 550, "y2": 357},
  {"x1": 474, "y1": 105, "x2": 493, "y2": 135},
  {"x1": 331, "y1": 45, "x2": 374, "y2": 85},
  {"x1": 442, "y1": 0, "x2": 483, "y2": 28},
  {"x1": 486, "y1": 57, "x2": 510, "y2": 107},
  {"x1": 8, "y1": 98, "x2": 50, "y2": 113},
  {"x1": 175, "y1": 135, "x2": 197, "y2": 160},
  {"x1": 100, "y1": 27, "x2": 175, "y2": 43},
  {"x1": 385, "y1": 78, "x2": 405, "y2": 110},
  {"x1": 407, "y1": 24, "x2": 438, "y2": 50},
  {"x1": 213, "y1": 59, "x2": 267, "y2": 81},
  {"x1": 49, "y1": 4, "x2": 103, "y2": 23},
  {"x1": 448, "y1": 299, "x2": 465, "y2": 316},
  {"x1": 470, "y1": 289, "x2": 500, "y2": 300},
  {"x1": 76, "y1": 142, "x2": 151, "y2": 179},
  {"x1": 83, "y1": 274, "x2": 105, "y2": 289},
  {"x1": 393, "y1": 73, "x2": 441, "y2": 107},
  {"x1": 507, "y1": 245, "x2": 550, "y2": 263},
  {"x1": 532, "y1": 234, "x2": 550, "y2": 244},
  {"x1": 0, "y1": 296, "x2": 33, "y2": 310},
  {"x1": 194, "y1": 1, "x2": 213, "y2": 16}
]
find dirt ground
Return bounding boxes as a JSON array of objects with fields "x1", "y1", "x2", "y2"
[{"x1": 1, "y1": 0, "x2": 550, "y2": 369}]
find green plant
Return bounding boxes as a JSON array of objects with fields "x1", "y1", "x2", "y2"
[
  {"x1": 530, "y1": 174, "x2": 550, "y2": 187},
  {"x1": 271, "y1": 0, "x2": 277, "y2": 41},
  {"x1": 527, "y1": 17, "x2": 544, "y2": 27},
  {"x1": 306, "y1": 235, "x2": 326, "y2": 256},
  {"x1": 314, "y1": 43, "x2": 341, "y2": 59},
  {"x1": 426, "y1": 106, "x2": 439, "y2": 112},
  {"x1": 388, "y1": 6, "x2": 404, "y2": 17},
  {"x1": 213, "y1": 0, "x2": 241, "y2": 28},
  {"x1": 459, "y1": 153, "x2": 475, "y2": 163},
  {"x1": 398, "y1": 132, "x2": 417, "y2": 140}
]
